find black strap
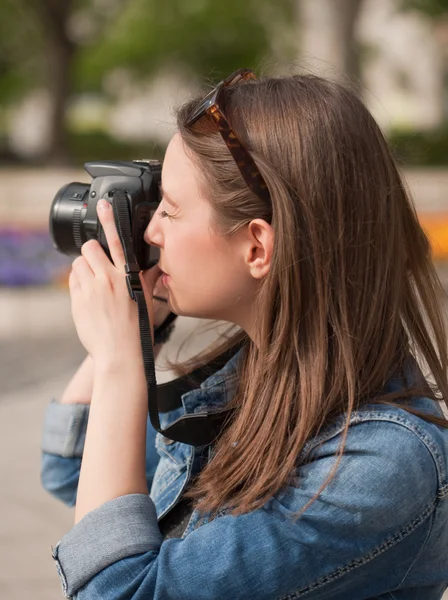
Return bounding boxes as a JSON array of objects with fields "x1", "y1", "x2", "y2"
[
  {"x1": 153, "y1": 311, "x2": 177, "y2": 345},
  {"x1": 110, "y1": 189, "x2": 236, "y2": 446},
  {"x1": 157, "y1": 344, "x2": 243, "y2": 413}
]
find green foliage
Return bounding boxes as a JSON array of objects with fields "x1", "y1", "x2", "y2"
[
  {"x1": 0, "y1": 0, "x2": 295, "y2": 162},
  {"x1": 399, "y1": 0, "x2": 448, "y2": 18},
  {"x1": 0, "y1": 129, "x2": 167, "y2": 167},
  {"x1": 68, "y1": 130, "x2": 166, "y2": 166},
  {"x1": 1, "y1": 0, "x2": 296, "y2": 99},
  {"x1": 388, "y1": 126, "x2": 448, "y2": 165},
  {"x1": 0, "y1": 1, "x2": 45, "y2": 103},
  {"x1": 73, "y1": 0, "x2": 296, "y2": 92}
]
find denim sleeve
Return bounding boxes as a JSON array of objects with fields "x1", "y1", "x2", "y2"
[
  {"x1": 41, "y1": 400, "x2": 160, "y2": 507},
  {"x1": 51, "y1": 419, "x2": 441, "y2": 600},
  {"x1": 40, "y1": 400, "x2": 89, "y2": 506}
]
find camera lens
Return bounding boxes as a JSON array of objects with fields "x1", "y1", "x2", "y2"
[{"x1": 49, "y1": 183, "x2": 90, "y2": 255}]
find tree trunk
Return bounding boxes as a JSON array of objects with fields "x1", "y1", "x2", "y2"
[
  {"x1": 46, "y1": 32, "x2": 75, "y2": 165},
  {"x1": 27, "y1": 0, "x2": 76, "y2": 165},
  {"x1": 298, "y1": 0, "x2": 365, "y2": 84}
]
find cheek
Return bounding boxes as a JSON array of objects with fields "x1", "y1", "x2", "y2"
[
  {"x1": 165, "y1": 230, "x2": 244, "y2": 317},
  {"x1": 168, "y1": 230, "x2": 221, "y2": 286}
]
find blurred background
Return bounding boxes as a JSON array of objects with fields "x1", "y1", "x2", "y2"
[{"x1": 0, "y1": 0, "x2": 447, "y2": 598}]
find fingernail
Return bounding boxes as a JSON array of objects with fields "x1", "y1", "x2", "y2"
[{"x1": 97, "y1": 200, "x2": 110, "y2": 211}]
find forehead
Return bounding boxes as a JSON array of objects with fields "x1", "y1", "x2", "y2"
[{"x1": 161, "y1": 133, "x2": 204, "y2": 205}]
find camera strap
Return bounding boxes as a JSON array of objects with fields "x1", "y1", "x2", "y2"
[{"x1": 110, "y1": 189, "x2": 234, "y2": 446}]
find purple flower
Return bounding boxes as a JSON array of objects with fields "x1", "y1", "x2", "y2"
[{"x1": 0, "y1": 228, "x2": 72, "y2": 286}]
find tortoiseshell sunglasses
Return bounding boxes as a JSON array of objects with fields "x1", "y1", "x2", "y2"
[{"x1": 185, "y1": 68, "x2": 271, "y2": 203}]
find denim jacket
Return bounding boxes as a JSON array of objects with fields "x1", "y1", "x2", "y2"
[{"x1": 41, "y1": 350, "x2": 448, "y2": 599}]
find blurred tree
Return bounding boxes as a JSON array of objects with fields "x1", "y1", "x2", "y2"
[
  {"x1": 11, "y1": 0, "x2": 122, "y2": 164},
  {"x1": 73, "y1": 0, "x2": 295, "y2": 90},
  {"x1": 26, "y1": 0, "x2": 78, "y2": 164},
  {"x1": 0, "y1": 0, "x2": 88, "y2": 164},
  {"x1": 0, "y1": 2, "x2": 43, "y2": 105},
  {"x1": 0, "y1": 0, "x2": 295, "y2": 165}
]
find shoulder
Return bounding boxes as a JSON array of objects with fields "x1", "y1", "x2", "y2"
[
  {"x1": 308, "y1": 398, "x2": 446, "y2": 463},
  {"x1": 276, "y1": 401, "x2": 447, "y2": 526}
]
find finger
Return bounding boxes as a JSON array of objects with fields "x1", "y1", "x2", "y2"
[
  {"x1": 68, "y1": 268, "x2": 79, "y2": 292},
  {"x1": 81, "y1": 239, "x2": 114, "y2": 277},
  {"x1": 71, "y1": 256, "x2": 95, "y2": 282},
  {"x1": 96, "y1": 199, "x2": 126, "y2": 271}
]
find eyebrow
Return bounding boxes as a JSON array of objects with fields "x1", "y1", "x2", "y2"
[{"x1": 159, "y1": 185, "x2": 178, "y2": 207}]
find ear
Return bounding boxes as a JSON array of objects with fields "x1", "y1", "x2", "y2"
[{"x1": 244, "y1": 219, "x2": 274, "y2": 280}]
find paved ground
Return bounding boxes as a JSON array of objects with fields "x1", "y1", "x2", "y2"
[{"x1": 0, "y1": 168, "x2": 447, "y2": 599}]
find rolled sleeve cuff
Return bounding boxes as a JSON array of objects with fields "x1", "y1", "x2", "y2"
[
  {"x1": 52, "y1": 493, "x2": 162, "y2": 598},
  {"x1": 41, "y1": 400, "x2": 90, "y2": 457}
]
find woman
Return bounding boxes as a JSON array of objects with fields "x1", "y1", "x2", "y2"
[{"x1": 41, "y1": 69, "x2": 448, "y2": 599}]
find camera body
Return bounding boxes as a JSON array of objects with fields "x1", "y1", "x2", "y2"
[{"x1": 49, "y1": 159, "x2": 162, "y2": 270}]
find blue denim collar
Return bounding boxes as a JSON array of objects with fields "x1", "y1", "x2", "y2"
[
  {"x1": 181, "y1": 347, "x2": 244, "y2": 415},
  {"x1": 180, "y1": 350, "x2": 431, "y2": 418}
]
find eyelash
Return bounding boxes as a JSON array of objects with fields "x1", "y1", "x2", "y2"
[{"x1": 160, "y1": 209, "x2": 173, "y2": 219}]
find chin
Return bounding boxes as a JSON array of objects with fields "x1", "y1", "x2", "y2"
[{"x1": 165, "y1": 290, "x2": 232, "y2": 322}]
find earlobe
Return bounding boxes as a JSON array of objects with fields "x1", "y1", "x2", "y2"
[
  {"x1": 250, "y1": 257, "x2": 270, "y2": 280},
  {"x1": 246, "y1": 219, "x2": 274, "y2": 280}
]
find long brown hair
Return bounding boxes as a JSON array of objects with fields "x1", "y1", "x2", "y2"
[{"x1": 173, "y1": 74, "x2": 448, "y2": 517}]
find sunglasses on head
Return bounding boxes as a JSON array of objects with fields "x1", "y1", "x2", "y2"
[{"x1": 185, "y1": 68, "x2": 270, "y2": 204}]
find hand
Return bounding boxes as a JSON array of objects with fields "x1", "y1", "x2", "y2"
[{"x1": 68, "y1": 199, "x2": 162, "y2": 369}]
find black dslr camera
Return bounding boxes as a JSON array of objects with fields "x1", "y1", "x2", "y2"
[{"x1": 49, "y1": 160, "x2": 162, "y2": 269}]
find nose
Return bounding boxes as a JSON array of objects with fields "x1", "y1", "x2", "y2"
[{"x1": 144, "y1": 211, "x2": 163, "y2": 248}]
